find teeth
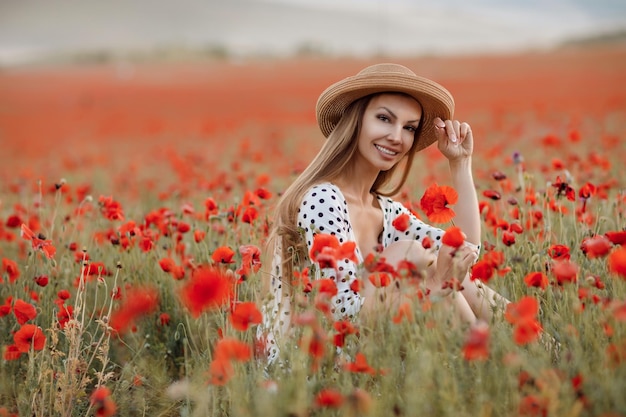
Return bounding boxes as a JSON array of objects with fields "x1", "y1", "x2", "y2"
[{"x1": 375, "y1": 145, "x2": 397, "y2": 155}]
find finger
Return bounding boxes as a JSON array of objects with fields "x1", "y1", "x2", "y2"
[
  {"x1": 460, "y1": 122, "x2": 471, "y2": 142},
  {"x1": 444, "y1": 119, "x2": 457, "y2": 143}
]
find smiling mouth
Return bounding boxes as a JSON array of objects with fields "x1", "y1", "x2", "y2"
[{"x1": 375, "y1": 144, "x2": 398, "y2": 156}]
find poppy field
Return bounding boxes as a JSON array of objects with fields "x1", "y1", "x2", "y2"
[{"x1": 1, "y1": 44, "x2": 626, "y2": 416}]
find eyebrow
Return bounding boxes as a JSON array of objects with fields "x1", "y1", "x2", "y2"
[{"x1": 379, "y1": 106, "x2": 420, "y2": 124}]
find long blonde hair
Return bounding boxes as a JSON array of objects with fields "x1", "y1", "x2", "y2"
[{"x1": 268, "y1": 92, "x2": 424, "y2": 287}]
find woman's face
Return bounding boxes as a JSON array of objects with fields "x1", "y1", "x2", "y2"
[{"x1": 354, "y1": 93, "x2": 422, "y2": 172}]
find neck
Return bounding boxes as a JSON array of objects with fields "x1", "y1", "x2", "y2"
[{"x1": 332, "y1": 159, "x2": 380, "y2": 205}]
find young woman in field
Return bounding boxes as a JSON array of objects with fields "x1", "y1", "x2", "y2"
[{"x1": 258, "y1": 63, "x2": 509, "y2": 364}]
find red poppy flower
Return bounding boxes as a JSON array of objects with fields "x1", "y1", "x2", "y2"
[
  {"x1": 442, "y1": 226, "x2": 465, "y2": 248},
  {"x1": 505, "y1": 296, "x2": 539, "y2": 325},
  {"x1": 214, "y1": 337, "x2": 252, "y2": 362},
  {"x1": 518, "y1": 394, "x2": 549, "y2": 417},
  {"x1": 98, "y1": 195, "x2": 125, "y2": 221},
  {"x1": 420, "y1": 183, "x2": 458, "y2": 223},
  {"x1": 580, "y1": 235, "x2": 612, "y2": 259},
  {"x1": 236, "y1": 244, "x2": 262, "y2": 278},
  {"x1": 552, "y1": 176, "x2": 575, "y2": 201},
  {"x1": 14, "y1": 324, "x2": 46, "y2": 352},
  {"x1": 13, "y1": 299, "x2": 37, "y2": 325},
  {"x1": 523, "y1": 272, "x2": 549, "y2": 290},
  {"x1": 34, "y1": 275, "x2": 49, "y2": 287},
  {"x1": 345, "y1": 352, "x2": 377, "y2": 375},
  {"x1": 241, "y1": 206, "x2": 258, "y2": 224},
  {"x1": 578, "y1": 182, "x2": 596, "y2": 200},
  {"x1": 422, "y1": 236, "x2": 433, "y2": 249},
  {"x1": 57, "y1": 305, "x2": 74, "y2": 328},
  {"x1": 315, "y1": 389, "x2": 344, "y2": 408},
  {"x1": 110, "y1": 286, "x2": 159, "y2": 334},
  {"x1": 482, "y1": 190, "x2": 501, "y2": 200},
  {"x1": 392, "y1": 213, "x2": 410, "y2": 232},
  {"x1": 547, "y1": 244, "x2": 570, "y2": 261},
  {"x1": 608, "y1": 247, "x2": 626, "y2": 279},
  {"x1": 193, "y1": 229, "x2": 205, "y2": 243},
  {"x1": 552, "y1": 260, "x2": 578, "y2": 285},
  {"x1": 470, "y1": 259, "x2": 494, "y2": 282},
  {"x1": 463, "y1": 321, "x2": 490, "y2": 361},
  {"x1": 179, "y1": 266, "x2": 233, "y2": 317},
  {"x1": 4, "y1": 344, "x2": 22, "y2": 360},
  {"x1": 208, "y1": 356, "x2": 234, "y2": 386},
  {"x1": 20, "y1": 224, "x2": 56, "y2": 259},
  {"x1": 229, "y1": 302, "x2": 263, "y2": 331},
  {"x1": 606, "y1": 231, "x2": 626, "y2": 246},
  {"x1": 368, "y1": 272, "x2": 392, "y2": 288},
  {"x1": 2, "y1": 258, "x2": 20, "y2": 284},
  {"x1": 512, "y1": 318, "x2": 543, "y2": 345},
  {"x1": 502, "y1": 231, "x2": 516, "y2": 246},
  {"x1": 310, "y1": 233, "x2": 339, "y2": 260},
  {"x1": 90, "y1": 386, "x2": 117, "y2": 417},
  {"x1": 392, "y1": 302, "x2": 413, "y2": 324},
  {"x1": 333, "y1": 320, "x2": 358, "y2": 347},
  {"x1": 212, "y1": 246, "x2": 236, "y2": 264}
]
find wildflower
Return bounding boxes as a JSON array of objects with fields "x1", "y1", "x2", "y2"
[
  {"x1": 110, "y1": 286, "x2": 159, "y2": 334},
  {"x1": 502, "y1": 230, "x2": 516, "y2": 246},
  {"x1": 369, "y1": 272, "x2": 392, "y2": 288},
  {"x1": 57, "y1": 305, "x2": 73, "y2": 328},
  {"x1": 463, "y1": 321, "x2": 490, "y2": 361},
  {"x1": 482, "y1": 190, "x2": 501, "y2": 200},
  {"x1": 208, "y1": 338, "x2": 252, "y2": 385},
  {"x1": 333, "y1": 320, "x2": 358, "y2": 347},
  {"x1": 442, "y1": 226, "x2": 465, "y2": 248},
  {"x1": 2, "y1": 258, "x2": 20, "y2": 284},
  {"x1": 13, "y1": 299, "x2": 37, "y2": 325},
  {"x1": 547, "y1": 244, "x2": 570, "y2": 261},
  {"x1": 552, "y1": 260, "x2": 578, "y2": 285},
  {"x1": 523, "y1": 272, "x2": 549, "y2": 290},
  {"x1": 90, "y1": 386, "x2": 117, "y2": 417},
  {"x1": 578, "y1": 182, "x2": 596, "y2": 212},
  {"x1": 179, "y1": 266, "x2": 233, "y2": 317},
  {"x1": 34, "y1": 275, "x2": 49, "y2": 287},
  {"x1": 14, "y1": 324, "x2": 46, "y2": 352},
  {"x1": 315, "y1": 389, "x2": 344, "y2": 408},
  {"x1": 20, "y1": 224, "x2": 56, "y2": 259},
  {"x1": 519, "y1": 394, "x2": 549, "y2": 417},
  {"x1": 420, "y1": 183, "x2": 458, "y2": 223},
  {"x1": 606, "y1": 230, "x2": 626, "y2": 246},
  {"x1": 471, "y1": 259, "x2": 495, "y2": 282},
  {"x1": 608, "y1": 247, "x2": 626, "y2": 279},
  {"x1": 552, "y1": 176, "x2": 575, "y2": 201},
  {"x1": 580, "y1": 235, "x2": 612, "y2": 259},
  {"x1": 193, "y1": 229, "x2": 205, "y2": 243},
  {"x1": 392, "y1": 213, "x2": 410, "y2": 232},
  {"x1": 422, "y1": 236, "x2": 433, "y2": 249},
  {"x1": 505, "y1": 297, "x2": 542, "y2": 345},
  {"x1": 98, "y1": 195, "x2": 125, "y2": 221},
  {"x1": 229, "y1": 302, "x2": 263, "y2": 331},
  {"x1": 345, "y1": 352, "x2": 378, "y2": 375},
  {"x1": 4, "y1": 344, "x2": 22, "y2": 360},
  {"x1": 236, "y1": 244, "x2": 262, "y2": 278},
  {"x1": 241, "y1": 206, "x2": 258, "y2": 224},
  {"x1": 212, "y1": 246, "x2": 235, "y2": 264}
]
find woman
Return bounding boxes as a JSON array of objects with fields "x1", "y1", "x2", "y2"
[{"x1": 258, "y1": 63, "x2": 508, "y2": 364}]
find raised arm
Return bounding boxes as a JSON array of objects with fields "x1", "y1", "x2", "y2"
[{"x1": 434, "y1": 117, "x2": 480, "y2": 245}]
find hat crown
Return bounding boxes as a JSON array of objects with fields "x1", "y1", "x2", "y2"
[{"x1": 358, "y1": 63, "x2": 416, "y2": 77}]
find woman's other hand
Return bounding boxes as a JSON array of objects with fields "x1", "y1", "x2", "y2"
[{"x1": 434, "y1": 117, "x2": 473, "y2": 161}]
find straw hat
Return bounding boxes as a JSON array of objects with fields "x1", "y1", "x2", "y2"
[{"x1": 315, "y1": 63, "x2": 455, "y2": 152}]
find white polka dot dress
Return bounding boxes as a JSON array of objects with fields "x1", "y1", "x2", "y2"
[{"x1": 257, "y1": 182, "x2": 477, "y2": 364}]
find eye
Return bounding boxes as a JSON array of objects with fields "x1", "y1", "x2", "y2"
[
  {"x1": 377, "y1": 114, "x2": 390, "y2": 123},
  {"x1": 404, "y1": 125, "x2": 418, "y2": 133}
]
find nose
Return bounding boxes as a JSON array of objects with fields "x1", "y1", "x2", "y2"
[{"x1": 387, "y1": 124, "x2": 403, "y2": 144}]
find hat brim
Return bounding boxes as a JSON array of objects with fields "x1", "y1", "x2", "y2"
[{"x1": 316, "y1": 69, "x2": 454, "y2": 153}]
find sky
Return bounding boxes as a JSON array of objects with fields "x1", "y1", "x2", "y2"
[{"x1": 0, "y1": 0, "x2": 625, "y2": 66}]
